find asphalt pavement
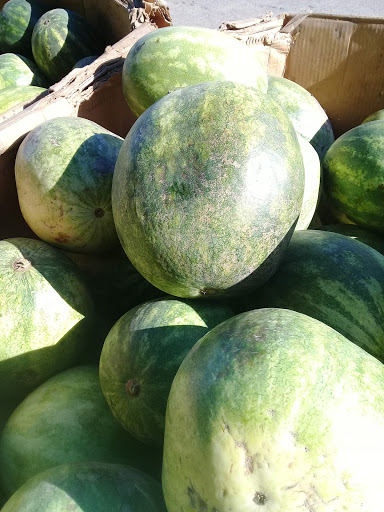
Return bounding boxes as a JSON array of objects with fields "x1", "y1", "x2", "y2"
[{"x1": 166, "y1": 0, "x2": 384, "y2": 28}]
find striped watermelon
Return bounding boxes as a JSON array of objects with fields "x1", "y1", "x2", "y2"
[
  {"x1": 112, "y1": 80, "x2": 305, "y2": 299},
  {"x1": 122, "y1": 25, "x2": 268, "y2": 117},
  {"x1": 0, "y1": 53, "x2": 48, "y2": 89},
  {"x1": 31, "y1": 8, "x2": 103, "y2": 84},
  {"x1": 0, "y1": 84, "x2": 46, "y2": 114},
  {"x1": 240, "y1": 229, "x2": 384, "y2": 362}
]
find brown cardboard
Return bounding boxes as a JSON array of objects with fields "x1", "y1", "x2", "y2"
[{"x1": 284, "y1": 13, "x2": 384, "y2": 137}]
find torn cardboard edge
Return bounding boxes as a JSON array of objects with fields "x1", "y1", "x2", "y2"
[{"x1": 218, "y1": 11, "x2": 312, "y2": 77}]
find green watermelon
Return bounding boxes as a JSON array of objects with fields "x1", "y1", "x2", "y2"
[
  {"x1": 0, "y1": 84, "x2": 46, "y2": 114},
  {"x1": 31, "y1": 8, "x2": 103, "y2": 84},
  {"x1": 99, "y1": 297, "x2": 234, "y2": 447},
  {"x1": 267, "y1": 75, "x2": 335, "y2": 161},
  {"x1": 323, "y1": 120, "x2": 384, "y2": 233},
  {"x1": 15, "y1": 116, "x2": 123, "y2": 254},
  {"x1": 122, "y1": 25, "x2": 268, "y2": 117},
  {"x1": 0, "y1": 0, "x2": 44, "y2": 57},
  {"x1": 162, "y1": 308, "x2": 384, "y2": 511},
  {"x1": 0, "y1": 462, "x2": 167, "y2": 512},
  {"x1": 295, "y1": 135, "x2": 321, "y2": 230},
  {"x1": 361, "y1": 109, "x2": 384, "y2": 124},
  {"x1": 0, "y1": 237, "x2": 95, "y2": 413},
  {"x1": 0, "y1": 365, "x2": 163, "y2": 498},
  {"x1": 240, "y1": 229, "x2": 384, "y2": 362},
  {"x1": 320, "y1": 223, "x2": 384, "y2": 255},
  {"x1": 0, "y1": 53, "x2": 48, "y2": 89},
  {"x1": 112, "y1": 80, "x2": 305, "y2": 299}
]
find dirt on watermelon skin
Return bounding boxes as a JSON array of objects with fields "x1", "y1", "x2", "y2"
[
  {"x1": 122, "y1": 25, "x2": 268, "y2": 117},
  {"x1": 99, "y1": 296, "x2": 235, "y2": 447},
  {"x1": 0, "y1": 53, "x2": 49, "y2": 88},
  {"x1": 267, "y1": 75, "x2": 335, "y2": 162},
  {"x1": 31, "y1": 8, "x2": 103, "y2": 84},
  {"x1": 0, "y1": 462, "x2": 167, "y2": 512},
  {"x1": 0, "y1": 237, "x2": 96, "y2": 414},
  {"x1": 162, "y1": 308, "x2": 384, "y2": 512},
  {"x1": 323, "y1": 120, "x2": 384, "y2": 233},
  {"x1": 15, "y1": 117, "x2": 123, "y2": 254},
  {"x1": 112, "y1": 80, "x2": 305, "y2": 299},
  {"x1": 239, "y1": 229, "x2": 384, "y2": 362},
  {"x1": 0, "y1": 0, "x2": 45, "y2": 58},
  {"x1": 0, "y1": 365, "x2": 163, "y2": 499}
]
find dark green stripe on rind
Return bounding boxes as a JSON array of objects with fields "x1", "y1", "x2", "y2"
[
  {"x1": 112, "y1": 81, "x2": 305, "y2": 299},
  {"x1": 323, "y1": 120, "x2": 384, "y2": 232},
  {"x1": 0, "y1": 53, "x2": 49, "y2": 88},
  {"x1": 15, "y1": 117, "x2": 123, "y2": 254},
  {"x1": 99, "y1": 297, "x2": 234, "y2": 447},
  {"x1": 0, "y1": 366, "x2": 163, "y2": 498},
  {"x1": 242, "y1": 229, "x2": 384, "y2": 362},
  {"x1": 1, "y1": 462, "x2": 167, "y2": 512},
  {"x1": 0, "y1": 84, "x2": 46, "y2": 114},
  {"x1": 267, "y1": 75, "x2": 335, "y2": 161},
  {"x1": 0, "y1": 0, "x2": 45, "y2": 57},
  {"x1": 31, "y1": 8, "x2": 103, "y2": 83},
  {"x1": 163, "y1": 308, "x2": 384, "y2": 512},
  {"x1": 122, "y1": 25, "x2": 268, "y2": 117}
]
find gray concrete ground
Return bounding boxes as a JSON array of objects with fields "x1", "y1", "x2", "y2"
[{"x1": 166, "y1": 0, "x2": 384, "y2": 28}]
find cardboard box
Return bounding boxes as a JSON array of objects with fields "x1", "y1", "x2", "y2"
[{"x1": 1, "y1": 11, "x2": 384, "y2": 239}]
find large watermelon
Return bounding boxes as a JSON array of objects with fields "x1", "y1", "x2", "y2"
[
  {"x1": 0, "y1": 365, "x2": 163, "y2": 498},
  {"x1": 0, "y1": 53, "x2": 48, "y2": 89},
  {"x1": 99, "y1": 297, "x2": 234, "y2": 447},
  {"x1": 15, "y1": 117, "x2": 123, "y2": 254},
  {"x1": 112, "y1": 80, "x2": 305, "y2": 299},
  {"x1": 240, "y1": 229, "x2": 384, "y2": 362},
  {"x1": 0, "y1": 237, "x2": 95, "y2": 413},
  {"x1": 0, "y1": 462, "x2": 167, "y2": 512},
  {"x1": 267, "y1": 75, "x2": 335, "y2": 161},
  {"x1": 122, "y1": 25, "x2": 268, "y2": 117},
  {"x1": 322, "y1": 120, "x2": 384, "y2": 233},
  {"x1": 162, "y1": 308, "x2": 384, "y2": 511},
  {"x1": 31, "y1": 8, "x2": 103, "y2": 84},
  {"x1": 0, "y1": 84, "x2": 46, "y2": 114},
  {"x1": 0, "y1": 0, "x2": 44, "y2": 57},
  {"x1": 320, "y1": 223, "x2": 384, "y2": 255}
]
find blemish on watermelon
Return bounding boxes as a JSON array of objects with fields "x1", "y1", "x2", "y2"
[
  {"x1": 254, "y1": 492, "x2": 268, "y2": 505},
  {"x1": 12, "y1": 258, "x2": 31, "y2": 272},
  {"x1": 125, "y1": 379, "x2": 141, "y2": 397}
]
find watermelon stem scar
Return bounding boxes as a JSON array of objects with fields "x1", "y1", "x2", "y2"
[
  {"x1": 125, "y1": 379, "x2": 141, "y2": 397},
  {"x1": 12, "y1": 258, "x2": 31, "y2": 272}
]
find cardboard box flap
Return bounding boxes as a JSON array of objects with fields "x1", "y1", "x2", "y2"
[
  {"x1": 218, "y1": 12, "x2": 311, "y2": 77},
  {"x1": 285, "y1": 13, "x2": 384, "y2": 135}
]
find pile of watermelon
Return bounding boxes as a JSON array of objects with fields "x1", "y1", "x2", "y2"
[
  {"x1": 0, "y1": 0, "x2": 103, "y2": 114},
  {"x1": 1, "y1": 7, "x2": 384, "y2": 511}
]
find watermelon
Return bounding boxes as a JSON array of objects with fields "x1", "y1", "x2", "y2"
[
  {"x1": 99, "y1": 297, "x2": 234, "y2": 447},
  {"x1": 322, "y1": 120, "x2": 384, "y2": 233},
  {"x1": 0, "y1": 365, "x2": 163, "y2": 498},
  {"x1": 295, "y1": 135, "x2": 321, "y2": 230},
  {"x1": 162, "y1": 308, "x2": 384, "y2": 511},
  {"x1": 240, "y1": 229, "x2": 384, "y2": 362},
  {"x1": 362, "y1": 109, "x2": 384, "y2": 124},
  {"x1": 267, "y1": 75, "x2": 335, "y2": 161},
  {"x1": 31, "y1": 8, "x2": 103, "y2": 84},
  {"x1": 0, "y1": 237, "x2": 95, "y2": 413},
  {"x1": 15, "y1": 117, "x2": 123, "y2": 254},
  {"x1": 72, "y1": 55, "x2": 98, "y2": 69},
  {"x1": 122, "y1": 25, "x2": 268, "y2": 117},
  {"x1": 0, "y1": 0, "x2": 44, "y2": 57},
  {"x1": 0, "y1": 84, "x2": 45, "y2": 114},
  {"x1": 0, "y1": 462, "x2": 167, "y2": 512},
  {"x1": 0, "y1": 53, "x2": 48, "y2": 89},
  {"x1": 112, "y1": 80, "x2": 305, "y2": 299},
  {"x1": 320, "y1": 223, "x2": 384, "y2": 255}
]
